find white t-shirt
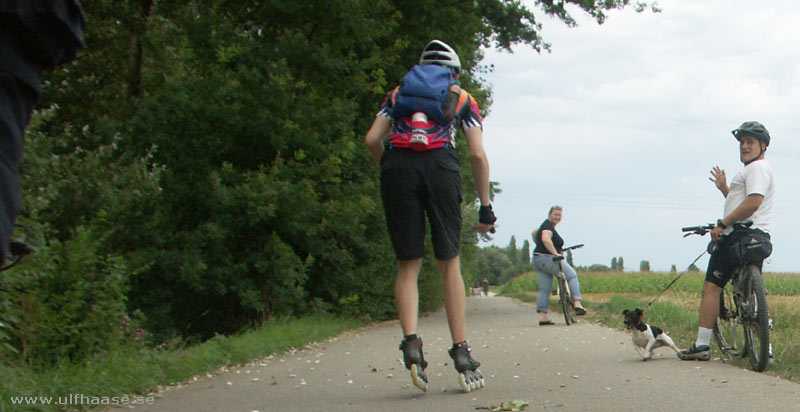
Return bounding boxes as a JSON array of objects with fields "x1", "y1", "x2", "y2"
[{"x1": 722, "y1": 159, "x2": 774, "y2": 234}]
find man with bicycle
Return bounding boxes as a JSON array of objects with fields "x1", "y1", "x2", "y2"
[
  {"x1": 364, "y1": 39, "x2": 495, "y2": 392},
  {"x1": 679, "y1": 121, "x2": 775, "y2": 361}
]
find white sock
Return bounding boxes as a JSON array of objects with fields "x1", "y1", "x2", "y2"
[{"x1": 696, "y1": 327, "x2": 712, "y2": 347}]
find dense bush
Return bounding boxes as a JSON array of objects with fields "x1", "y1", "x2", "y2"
[{"x1": 10, "y1": 230, "x2": 128, "y2": 365}]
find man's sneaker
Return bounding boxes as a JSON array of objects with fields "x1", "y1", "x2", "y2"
[{"x1": 678, "y1": 344, "x2": 710, "y2": 361}]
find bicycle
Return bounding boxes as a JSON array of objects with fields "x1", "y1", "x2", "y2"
[
  {"x1": 682, "y1": 223, "x2": 770, "y2": 372},
  {"x1": 553, "y1": 244, "x2": 584, "y2": 325}
]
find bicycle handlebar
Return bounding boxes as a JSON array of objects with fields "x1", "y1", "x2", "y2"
[
  {"x1": 682, "y1": 221, "x2": 755, "y2": 238},
  {"x1": 681, "y1": 223, "x2": 715, "y2": 237},
  {"x1": 563, "y1": 244, "x2": 584, "y2": 251}
]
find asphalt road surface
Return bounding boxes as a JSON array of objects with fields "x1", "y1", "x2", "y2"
[{"x1": 118, "y1": 295, "x2": 800, "y2": 412}]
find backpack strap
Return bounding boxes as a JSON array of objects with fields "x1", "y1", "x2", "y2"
[
  {"x1": 391, "y1": 86, "x2": 399, "y2": 106},
  {"x1": 454, "y1": 89, "x2": 470, "y2": 116}
]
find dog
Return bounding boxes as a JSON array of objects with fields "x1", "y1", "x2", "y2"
[{"x1": 622, "y1": 308, "x2": 680, "y2": 361}]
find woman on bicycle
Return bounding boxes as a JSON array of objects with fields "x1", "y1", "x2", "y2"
[{"x1": 532, "y1": 206, "x2": 586, "y2": 325}]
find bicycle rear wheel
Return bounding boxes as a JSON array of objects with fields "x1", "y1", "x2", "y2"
[
  {"x1": 741, "y1": 264, "x2": 770, "y2": 372},
  {"x1": 557, "y1": 275, "x2": 576, "y2": 325},
  {"x1": 712, "y1": 287, "x2": 745, "y2": 357}
]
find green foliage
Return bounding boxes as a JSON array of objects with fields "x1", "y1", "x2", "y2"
[
  {"x1": 8, "y1": 228, "x2": 128, "y2": 365},
  {"x1": 639, "y1": 260, "x2": 651, "y2": 272},
  {"x1": 475, "y1": 246, "x2": 512, "y2": 285},
  {"x1": 499, "y1": 272, "x2": 538, "y2": 297},
  {"x1": 1, "y1": 102, "x2": 162, "y2": 364},
  {"x1": 611, "y1": 257, "x2": 618, "y2": 270},
  {"x1": 519, "y1": 240, "x2": 531, "y2": 264},
  {"x1": 578, "y1": 263, "x2": 612, "y2": 272},
  {"x1": 506, "y1": 235, "x2": 518, "y2": 263},
  {"x1": 498, "y1": 263, "x2": 534, "y2": 286},
  {"x1": 576, "y1": 272, "x2": 704, "y2": 294}
]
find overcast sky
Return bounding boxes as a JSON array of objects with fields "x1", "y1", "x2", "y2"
[{"x1": 480, "y1": 0, "x2": 800, "y2": 272}]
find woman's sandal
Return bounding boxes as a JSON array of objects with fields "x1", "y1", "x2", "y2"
[
  {"x1": 574, "y1": 307, "x2": 587, "y2": 316},
  {"x1": 539, "y1": 320, "x2": 555, "y2": 326}
]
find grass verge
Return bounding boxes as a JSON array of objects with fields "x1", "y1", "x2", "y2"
[{"x1": 1, "y1": 314, "x2": 370, "y2": 412}]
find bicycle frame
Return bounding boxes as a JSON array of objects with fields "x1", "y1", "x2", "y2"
[{"x1": 553, "y1": 244, "x2": 583, "y2": 325}]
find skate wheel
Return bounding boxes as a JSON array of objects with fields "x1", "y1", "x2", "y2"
[
  {"x1": 458, "y1": 373, "x2": 471, "y2": 392},
  {"x1": 410, "y1": 364, "x2": 428, "y2": 392}
]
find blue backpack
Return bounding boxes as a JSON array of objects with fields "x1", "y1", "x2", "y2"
[{"x1": 391, "y1": 64, "x2": 457, "y2": 125}]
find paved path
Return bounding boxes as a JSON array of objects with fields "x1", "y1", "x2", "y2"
[{"x1": 120, "y1": 296, "x2": 800, "y2": 412}]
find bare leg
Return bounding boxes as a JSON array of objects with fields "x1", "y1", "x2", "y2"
[
  {"x1": 699, "y1": 281, "x2": 722, "y2": 329},
  {"x1": 438, "y1": 256, "x2": 466, "y2": 343},
  {"x1": 395, "y1": 259, "x2": 423, "y2": 336}
]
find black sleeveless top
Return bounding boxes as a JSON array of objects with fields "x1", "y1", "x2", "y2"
[{"x1": 533, "y1": 219, "x2": 563, "y2": 254}]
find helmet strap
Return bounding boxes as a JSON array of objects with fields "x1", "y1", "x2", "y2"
[{"x1": 743, "y1": 145, "x2": 764, "y2": 166}]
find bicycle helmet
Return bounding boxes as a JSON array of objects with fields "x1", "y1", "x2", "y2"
[
  {"x1": 419, "y1": 39, "x2": 461, "y2": 74},
  {"x1": 732, "y1": 121, "x2": 770, "y2": 147}
]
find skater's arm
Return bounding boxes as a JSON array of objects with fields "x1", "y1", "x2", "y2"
[
  {"x1": 365, "y1": 116, "x2": 391, "y2": 167},
  {"x1": 464, "y1": 127, "x2": 490, "y2": 207}
]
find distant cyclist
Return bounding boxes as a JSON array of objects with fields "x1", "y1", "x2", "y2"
[
  {"x1": 0, "y1": 0, "x2": 85, "y2": 264},
  {"x1": 364, "y1": 39, "x2": 495, "y2": 392},
  {"x1": 679, "y1": 121, "x2": 775, "y2": 361}
]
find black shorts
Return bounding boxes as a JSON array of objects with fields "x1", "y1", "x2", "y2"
[
  {"x1": 705, "y1": 232, "x2": 764, "y2": 288},
  {"x1": 380, "y1": 148, "x2": 462, "y2": 260}
]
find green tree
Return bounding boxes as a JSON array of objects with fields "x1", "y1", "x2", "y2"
[
  {"x1": 671, "y1": 264, "x2": 677, "y2": 273},
  {"x1": 640, "y1": 260, "x2": 651, "y2": 272},
  {"x1": 506, "y1": 235, "x2": 519, "y2": 264},
  {"x1": 520, "y1": 239, "x2": 531, "y2": 264},
  {"x1": 475, "y1": 246, "x2": 512, "y2": 285},
  {"x1": 618, "y1": 256, "x2": 625, "y2": 271},
  {"x1": 611, "y1": 257, "x2": 618, "y2": 270}
]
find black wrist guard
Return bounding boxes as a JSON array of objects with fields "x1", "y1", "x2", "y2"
[{"x1": 478, "y1": 205, "x2": 497, "y2": 225}]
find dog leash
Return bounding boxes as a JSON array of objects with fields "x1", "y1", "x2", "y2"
[{"x1": 647, "y1": 250, "x2": 706, "y2": 307}]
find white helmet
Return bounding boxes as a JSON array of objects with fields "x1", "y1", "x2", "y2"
[{"x1": 419, "y1": 39, "x2": 461, "y2": 74}]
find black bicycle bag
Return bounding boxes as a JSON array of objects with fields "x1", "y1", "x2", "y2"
[{"x1": 729, "y1": 228, "x2": 772, "y2": 264}]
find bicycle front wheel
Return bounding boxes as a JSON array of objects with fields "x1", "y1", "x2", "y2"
[
  {"x1": 741, "y1": 264, "x2": 770, "y2": 372},
  {"x1": 557, "y1": 275, "x2": 576, "y2": 325},
  {"x1": 713, "y1": 287, "x2": 745, "y2": 357}
]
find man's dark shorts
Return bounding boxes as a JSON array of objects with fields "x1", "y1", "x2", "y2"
[
  {"x1": 705, "y1": 231, "x2": 765, "y2": 288},
  {"x1": 380, "y1": 148, "x2": 462, "y2": 261}
]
